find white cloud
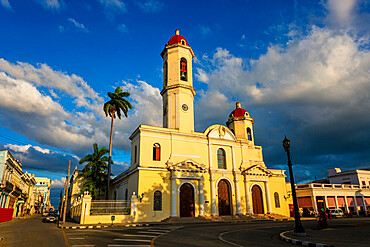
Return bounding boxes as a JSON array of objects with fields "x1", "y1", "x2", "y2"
[
  {"x1": 98, "y1": 0, "x2": 127, "y2": 21},
  {"x1": 118, "y1": 23, "x2": 128, "y2": 33},
  {"x1": 197, "y1": 25, "x2": 212, "y2": 36},
  {"x1": 51, "y1": 177, "x2": 66, "y2": 188},
  {"x1": 5, "y1": 144, "x2": 51, "y2": 154},
  {"x1": 325, "y1": 0, "x2": 356, "y2": 25},
  {"x1": 0, "y1": 0, "x2": 11, "y2": 10},
  {"x1": 37, "y1": 0, "x2": 64, "y2": 11},
  {"x1": 68, "y1": 18, "x2": 89, "y2": 32},
  {"x1": 136, "y1": 0, "x2": 163, "y2": 14}
]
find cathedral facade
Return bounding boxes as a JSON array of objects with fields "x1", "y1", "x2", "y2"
[{"x1": 111, "y1": 30, "x2": 290, "y2": 221}]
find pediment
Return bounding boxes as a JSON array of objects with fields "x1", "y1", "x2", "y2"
[
  {"x1": 241, "y1": 164, "x2": 272, "y2": 176},
  {"x1": 167, "y1": 159, "x2": 206, "y2": 172},
  {"x1": 204, "y1": 125, "x2": 236, "y2": 141}
]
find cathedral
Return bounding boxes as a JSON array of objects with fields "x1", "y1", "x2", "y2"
[{"x1": 111, "y1": 30, "x2": 290, "y2": 221}]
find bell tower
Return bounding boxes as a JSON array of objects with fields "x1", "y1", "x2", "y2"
[
  {"x1": 226, "y1": 102, "x2": 255, "y2": 145},
  {"x1": 161, "y1": 30, "x2": 195, "y2": 133}
]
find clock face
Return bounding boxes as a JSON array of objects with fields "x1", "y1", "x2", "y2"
[{"x1": 182, "y1": 104, "x2": 189, "y2": 111}]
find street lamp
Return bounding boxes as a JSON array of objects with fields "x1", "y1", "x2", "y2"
[{"x1": 283, "y1": 136, "x2": 306, "y2": 235}]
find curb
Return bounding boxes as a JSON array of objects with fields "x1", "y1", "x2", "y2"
[
  {"x1": 280, "y1": 230, "x2": 333, "y2": 247},
  {"x1": 58, "y1": 223, "x2": 151, "y2": 229}
]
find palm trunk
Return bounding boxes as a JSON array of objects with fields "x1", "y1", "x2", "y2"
[{"x1": 106, "y1": 115, "x2": 114, "y2": 200}]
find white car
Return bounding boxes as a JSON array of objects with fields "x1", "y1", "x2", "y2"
[{"x1": 329, "y1": 208, "x2": 344, "y2": 217}]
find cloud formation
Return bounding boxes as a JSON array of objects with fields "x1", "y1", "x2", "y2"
[
  {"x1": 0, "y1": 0, "x2": 11, "y2": 10},
  {"x1": 68, "y1": 18, "x2": 89, "y2": 32},
  {"x1": 98, "y1": 0, "x2": 127, "y2": 21},
  {"x1": 193, "y1": 4, "x2": 370, "y2": 182},
  {"x1": 136, "y1": 0, "x2": 163, "y2": 14},
  {"x1": 37, "y1": 0, "x2": 64, "y2": 11}
]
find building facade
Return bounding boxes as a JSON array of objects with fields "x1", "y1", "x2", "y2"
[
  {"x1": 110, "y1": 30, "x2": 291, "y2": 221},
  {"x1": 0, "y1": 150, "x2": 36, "y2": 221},
  {"x1": 31, "y1": 177, "x2": 51, "y2": 214},
  {"x1": 296, "y1": 168, "x2": 370, "y2": 216}
]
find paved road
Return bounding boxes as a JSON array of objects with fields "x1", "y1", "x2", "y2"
[
  {"x1": 64, "y1": 225, "x2": 178, "y2": 247},
  {"x1": 0, "y1": 215, "x2": 66, "y2": 247}
]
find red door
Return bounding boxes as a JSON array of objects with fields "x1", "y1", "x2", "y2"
[
  {"x1": 180, "y1": 183, "x2": 194, "y2": 217},
  {"x1": 218, "y1": 180, "x2": 231, "y2": 216},
  {"x1": 252, "y1": 185, "x2": 264, "y2": 214}
]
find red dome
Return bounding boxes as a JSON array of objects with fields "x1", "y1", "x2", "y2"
[
  {"x1": 168, "y1": 30, "x2": 188, "y2": 46},
  {"x1": 231, "y1": 108, "x2": 247, "y2": 118},
  {"x1": 230, "y1": 102, "x2": 247, "y2": 117}
]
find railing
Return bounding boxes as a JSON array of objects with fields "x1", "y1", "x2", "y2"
[{"x1": 90, "y1": 200, "x2": 130, "y2": 215}]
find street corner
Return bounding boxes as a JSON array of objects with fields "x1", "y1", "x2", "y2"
[{"x1": 280, "y1": 230, "x2": 333, "y2": 247}]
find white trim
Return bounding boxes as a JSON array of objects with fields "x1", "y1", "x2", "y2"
[
  {"x1": 216, "y1": 176, "x2": 234, "y2": 191},
  {"x1": 250, "y1": 182, "x2": 265, "y2": 194},
  {"x1": 137, "y1": 167, "x2": 168, "y2": 172},
  {"x1": 172, "y1": 153, "x2": 201, "y2": 158},
  {"x1": 177, "y1": 180, "x2": 198, "y2": 194}
]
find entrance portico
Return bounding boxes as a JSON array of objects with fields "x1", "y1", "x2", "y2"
[{"x1": 168, "y1": 159, "x2": 206, "y2": 217}]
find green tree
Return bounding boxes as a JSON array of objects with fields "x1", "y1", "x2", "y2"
[
  {"x1": 79, "y1": 143, "x2": 111, "y2": 199},
  {"x1": 103, "y1": 86, "x2": 132, "y2": 199}
]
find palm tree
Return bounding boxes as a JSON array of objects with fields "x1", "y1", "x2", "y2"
[
  {"x1": 103, "y1": 86, "x2": 132, "y2": 199},
  {"x1": 79, "y1": 143, "x2": 111, "y2": 199}
]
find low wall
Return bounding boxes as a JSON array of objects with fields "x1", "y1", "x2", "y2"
[{"x1": 0, "y1": 208, "x2": 14, "y2": 223}]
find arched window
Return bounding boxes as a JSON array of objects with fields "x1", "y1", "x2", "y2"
[
  {"x1": 247, "y1": 128, "x2": 252, "y2": 141},
  {"x1": 134, "y1": 145, "x2": 137, "y2": 164},
  {"x1": 180, "y1": 58, "x2": 187, "y2": 81},
  {"x1": 217, "y1": 148, "x2": 226, "y2": 169},
  {"x1": 153, "y1": 143, "x2": 160, "y2": 161},
  {"x1": 125, "y1": 189, "x2": 128, "y2": 201},
  {"x1": 274, "y1": 192, "x2": 280, "y2": 208},
  {"x1": 113, "y1": 190, "x2": 117, "y2": 200},
  {"x1": 153, "y1": 190, "x2": 162, "y2": 211}
]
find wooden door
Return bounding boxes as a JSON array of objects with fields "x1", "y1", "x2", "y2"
[
  {"x1": 180, "y1": 183, "x2": 194, "y2": 217},
  {"x1": 218, "y1": 180, "x2": 231, "y2": 216},
  {"x1": 252, "y1": 185, "x2": 264, "y2": 214}
]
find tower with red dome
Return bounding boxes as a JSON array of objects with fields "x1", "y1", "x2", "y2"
[
  {"x1": 226, "y1": 102, "x2": 255, "y2": 144},
  {"x1": 160, "y1": 30, "x2": 195, "y2": 133}
]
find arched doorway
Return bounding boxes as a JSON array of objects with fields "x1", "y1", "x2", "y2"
[
  {"x1": 251, "y1": 185, "x2": 264, "y2": 214},
  {"x1": 180, "y1": 183, "x2": 195, "y2": 217},
  {"x1": 218, "y1": 179, "x2": 231, "y2": 216}
]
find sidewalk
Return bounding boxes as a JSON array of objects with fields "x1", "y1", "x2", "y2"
[
  {"x1": 280, "y1": 218, "x2": 370, "y2": 247},
  {"x1": 58, "y1": 215, "x2": 288, "y2": 229}
]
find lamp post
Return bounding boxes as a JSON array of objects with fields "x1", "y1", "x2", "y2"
[{"x1": 283, "y1": 136, "x2": 306, "y2": 235}]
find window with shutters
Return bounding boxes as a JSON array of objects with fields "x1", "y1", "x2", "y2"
[
  {"x1": 153, "y1": 190, "x2": 162, "y2": 211},
  {"x1": 274, "y1": 192, "x2": 280, "y2": 208},
  {"x1": 153, "y1": 143, "x2": 161, "y2": 161}
]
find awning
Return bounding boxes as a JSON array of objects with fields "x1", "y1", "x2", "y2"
[
  {"x1": 327, "y1": 197, "x2": 336, "y2": 208},
  {"x1": 356, "y1": 197, "x2": 364, "y2": 207},
  {"x1": 298, "y1": 197, "x2": 312, "y2": 207},
  {"x1": 337, "y1": 197, "x2": 346, "y2": 207},
  {"x1": 347, "y1": 197, "x2": 355, "y2": 207}
]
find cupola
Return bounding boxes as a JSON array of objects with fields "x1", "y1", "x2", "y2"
[
  {"x1": 226, "y1": 102, "x2": 255, "y2": 143},
  {"x1": 167, "y1": 29, "x2": 189, "y2": 46}
]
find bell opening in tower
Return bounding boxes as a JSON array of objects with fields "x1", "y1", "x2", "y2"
[{"x1": 180, "y1": 58, "x2": 187, "y2": 81}]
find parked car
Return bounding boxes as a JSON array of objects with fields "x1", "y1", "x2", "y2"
[
  {"x1": 42, "y1": 210, "x2": 49, "y2": 216},
  {"x1": 329, "y1": 208, "x2": 344, "y2": 218},
  {"x1": 45, "y1": 211, "x2": 58, "y2": 223}
]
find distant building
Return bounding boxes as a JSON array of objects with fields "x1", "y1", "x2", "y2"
[
  {"x1": 327, "y1": 168, "x2": 370, "y2": 186},
  {"x1": 31, "y1": 177, "x2": 51, "y2": 214},
  {"x1": 296, "y1": 168, "x2": 370, "y2": 216},
  {"x1": 0, "y1": 150, "x2": 36, "y2": 222}
]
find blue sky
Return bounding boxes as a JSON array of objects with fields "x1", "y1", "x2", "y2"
[{"x1": 0, "y1": 0, "x2": 369, "y2": 207}]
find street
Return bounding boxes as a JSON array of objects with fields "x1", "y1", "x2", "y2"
[{"x1": 1, "y1": 216, "x2": 370, "y2": 246}]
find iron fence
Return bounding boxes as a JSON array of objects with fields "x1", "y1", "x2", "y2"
[{"x1": 90, "y1": 200, "x2": 130, "y2": 215}]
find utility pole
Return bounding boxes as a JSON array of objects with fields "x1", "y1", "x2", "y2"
[{"x1": 62, "y1": 160, "x2": 71, "y2": 226}]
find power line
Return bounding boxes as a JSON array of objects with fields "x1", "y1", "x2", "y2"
[{"x1": 0, "y1": 134, "x2": 31, "y2": 146}]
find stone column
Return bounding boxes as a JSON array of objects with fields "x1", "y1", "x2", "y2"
[
  {"x1": 335, "y1": 196, "x2": 339, "y2": 209},
  {"x1": 210, "y1": 173, "x2": 217, "y2": 216},
  {"x1": 344, "y1": 196, "x2": 349, "y2": 213},
  {"x1": 244, "y1": 176, "x2": 252, "y2": 214},
  {"x1": 354, "y1": 196, "x2": 359, "y2": 215},
  {"x1": 362, "y1": 196, "x2": 367, "y2": 211},
  {"x1": 234, "y1": 175, "x2": 242, "y2": 215},
  {"x1": 170, "y1": 170, "x2": 177, "y2": 217},
  {"x1": 264, "y1": 181, "x2": 272, "y2": 214},
  {"x1": 324, "y1": 196, "x2": 328, "y2": 209},
  {"x1": 199, "y1": 176, "x2": 205, "y2": 216},
  {"x1": 312, "y1": 194, "x2": 318, "y2": 215}
]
